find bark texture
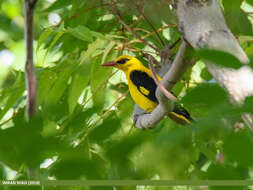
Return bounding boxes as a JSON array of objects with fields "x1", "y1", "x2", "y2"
[
  {"x1": 24, "y1": 0, "x2": 38, "y2": 120},
  {"x1": 176, "y1": 0, "x2": 253, "y2": 130}
]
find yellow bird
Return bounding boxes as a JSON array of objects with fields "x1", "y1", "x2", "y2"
[{"x1": 102, "y1": 55, "x2": 192, "y2": 125}]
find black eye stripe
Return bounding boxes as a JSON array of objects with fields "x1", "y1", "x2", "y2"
[{"x1": 116, "y1": 58, "x2": 130, "y2": 64}]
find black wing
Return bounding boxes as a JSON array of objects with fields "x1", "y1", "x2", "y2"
[
  {"x1": 130, "y1": 70, "x2": 193, "y2": 122},
  {"x1": 130, "y1": 70, "x2": 158, "y2": 103}
]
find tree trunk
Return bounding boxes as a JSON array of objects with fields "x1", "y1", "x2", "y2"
[{"x1": 176, "y1": 0, "x2": 253, "y2": 130}]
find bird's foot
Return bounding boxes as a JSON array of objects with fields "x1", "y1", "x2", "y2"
[{"x1": 133, "y1": 109, "x2": 150, "y2": 125}]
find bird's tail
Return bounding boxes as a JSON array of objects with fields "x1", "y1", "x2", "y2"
[{"x1": 168, "y1": 103, "x2": 193, "y2": 125}]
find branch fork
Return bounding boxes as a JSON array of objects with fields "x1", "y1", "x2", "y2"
[{"x1": 133, "y1": 41, "x2": 193, "y2": 129}]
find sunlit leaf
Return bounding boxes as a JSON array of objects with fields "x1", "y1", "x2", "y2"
[
  {"x1": 36, "y1": 27, "x2": 53, "y2": 54},
  {"x1": 67, "y1": 25, "x2": 93, "y2": 42},
  {"x1": 68, "y1": 63, "x2": 91, "y2": 113},
  {"x1": 0, "y1": 73, "x2": 25, "y2": 120}
]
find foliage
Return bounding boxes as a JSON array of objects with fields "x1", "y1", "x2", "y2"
[{"x1": 0, "y1": 0, "x2": 253, "y2": 190}]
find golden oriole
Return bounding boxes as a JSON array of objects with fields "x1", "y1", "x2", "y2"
[{"x1": 102, "y1": 55, "x2": 192, "y2": 125}]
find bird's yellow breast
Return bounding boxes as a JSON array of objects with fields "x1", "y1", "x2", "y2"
[
  {"x1": 128, "y1": 80, "x2": 158, "y2": 113},
  {"x1": 126, "y1": 70, "x2": 158, "y2": 113}
]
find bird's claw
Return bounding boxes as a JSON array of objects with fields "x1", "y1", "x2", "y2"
[{"x1": 132, "y1": 108, "x2": 150, "y2": 125}]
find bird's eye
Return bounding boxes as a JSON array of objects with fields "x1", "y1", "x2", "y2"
[{"x1": 116, "y1": 58, "x2": 129, "y2": 64}]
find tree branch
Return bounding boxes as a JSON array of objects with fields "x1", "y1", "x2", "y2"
[
  {"x1": 109, "y1": 2, "x2": 160, "y2": 52},
  {"x1": 134, "y1": 41, "x2": 193, "y2": 129},
  {"x1": 24, "y1": 0, "x2": 38, "y2": 120},
  {"x1": 176, "y1": 0, "x2": 253, "y2": 131},
  {"x1": 134, "y1": 1, "x2": 165, "y2": 47},
  {"x1": 148, "y1": 56, "x2": 178, "y2": 101}
]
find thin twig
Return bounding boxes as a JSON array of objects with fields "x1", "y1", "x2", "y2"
[
  {"x1": 134, "y1": 27, "x2": 150, "y2": 33},
  {"x1": 142, "y1": 53, "x2": 160, "y2": 65},
  {"x1": 54, "y1": 3, "x2": 109, "y2": 27},
  {"x1": 148, "y1": 56, "x2": 178, "y2": 101},
  {"x1": 244, "y1": 11, "x2": 253, "y2": 14},
  {"x1": 109, "y1": 2, "x2": 159, "y2": 52},
  {"x1": 0, "y1": 110, "x2": 21, "y2": 127},
  {"x1": 79, "y1": 90, "x2": 129, "y2": 145},
  {"x1": 168, "y1": 38, "x2": 181, "y2": 49},
  {"x1": 24, "y1": 0, "x2": 38, "y2": 120},
  {"x1": 134, "y1": 2, "x2": 165, "y2": 47},
  {"x1": 126, "y1": 24, "x2": 177, "y2": 46}
]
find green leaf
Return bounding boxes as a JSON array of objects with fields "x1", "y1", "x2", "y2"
[
  {"x1": 200, "y1": 67, "x2": 213, "y2": 81},
  {"x1": 50, "y1": 147, "x2": 105, "y2": 179},
  {"x1": 0, "y1": 110, "x2": 59, "y2": 170},
  {"x1": 36, "y1": 27, "x2": 53, "y2": 54},
  {"x1": 207, "y1": 164, "x2": 245, "y2": 190},
  {"x1": 90, "y1": 57, "x2": 112, "y2": 110},
  {"x1": 223, "y1": 0, "x2": 252, "y2": 35},
  {"x1": 80, "y1": 39, "x2": 106, "y2": 63},
  {"x1": 101, "y1": 41, "x2": 115, "y2": 65},
  {"x1": 181, "y1": 83, "x2": 228, "y2": 109},
  {"x1": 198, "y1": 49, "x2": 243, "y2": 69},
  {"x1": 89, "y1": 111, "x2": 121, "y2": 142},
  {"x1": 0, "y1": 164, "x2": 5, "y2": 180},
  {"x1": 38, "y1": 69, "x2": 57, "y2": 105},
  {"x1": 172, "y1": 81, "x2": 185, "y2": 95},
  {"x1": 250, "y1": 57, "x2": 253, "y2": 70},
  {"x1": 89, "y1": 40, "x2": 117, "y2": 111},
  {"x1": 45, "y1": 0, "x2": 72, "y2": 12},
  {"x1": 68, "y1": 63, "x2": 91, "y2": 113},
  {"x1": 224, "y1": 129, "x2": 253, "y2": 167},
  {"x1": 63, "y1": 107, "x2": 98, "y2": 138},
  {"x1": 239, "y1": 35, "x2": 253, "y2": 44},
  {"x1": 116, "y1": 97, "x2": 134, "y2": 123},
  {"x1": 41, "y1": 120, "x2": 59, "y2": 137},
  {"x1": 107, "y1": 133, "x2": 147, "y2": 158},
  {"x1": 91, "y1": 31, "x2": 106, "y2": 40},
  {"x1": 69, "y1": 0, "x2": 88, "y2": 17},
  {"x1": 246, "y1": 0, "x2": 253, "y2": 6},
  {"x1": 43, "y1": 29, "x2": 65, "y2": 63},
  {"x1": 242, "y1": 95, "x2": 253, "y2": 113},
  {"x1": 67, "y1": 25, "x2": 93, "y2": 42},
  {"x1": 0, "y1": 73, "x2": 25, "y2": 120},
  {"x1": 45, "y1": 63, "x2": 75, "y2": 109}
]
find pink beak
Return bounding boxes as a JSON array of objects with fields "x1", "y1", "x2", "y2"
[{"x1": 101, "y1": 61, "x2": 117, "y2": 67}]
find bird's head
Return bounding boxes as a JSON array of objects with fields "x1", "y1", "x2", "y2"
[{"x1": 101, "y1": 55, "x2": 142, "y2": 71}]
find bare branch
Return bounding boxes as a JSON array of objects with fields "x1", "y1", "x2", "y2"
[
  {"x1": 29, "y1": 0, "x2": 38, "y2": 9},
  {"x1": 168, "y1": 38, "x2": 181, "y2": 49},
  {"x1": 148, "y1": 56, "x2": 178, "y2": 101},
  {"x1": 134, "y1": 40, "x2": 194, "y2": 129},
  {"x1": 134, "y1": 2, "x2": 165, "y2": 47},
  {"x1": 24, "y1": 0, "x2": 38, "y2": 120},
  {"x1": 108, "y1": 2, "x2": 160, "y2": 52}
]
